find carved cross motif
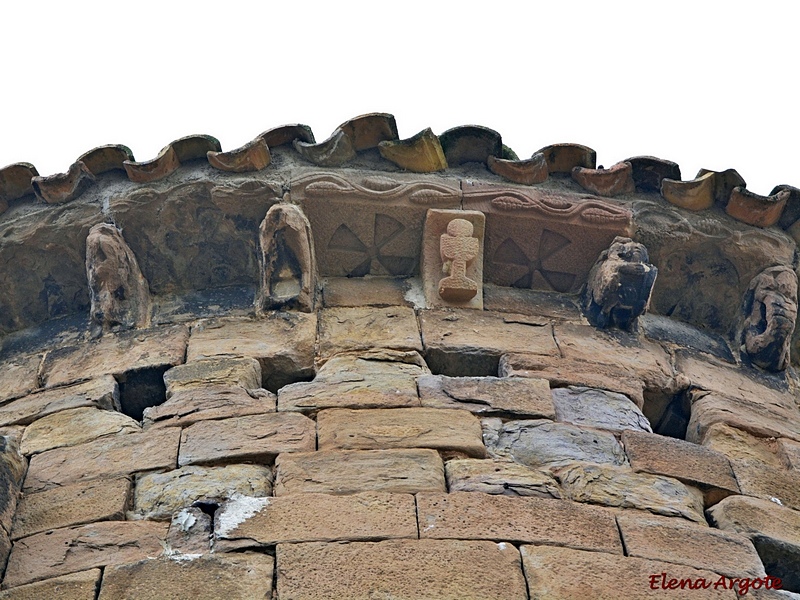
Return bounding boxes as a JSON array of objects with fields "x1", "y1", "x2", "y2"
[
  {"x1": 493, "y1": 229, "x2": 577, "y2": 292},
  {"x1": 327, "y1": 213, "x2": 415, "y2": 276},
  {"x1": 439, "y1": 219, "x2": 479, "y2": 301}
]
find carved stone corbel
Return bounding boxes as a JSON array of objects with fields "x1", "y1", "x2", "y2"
[
  {"x1": 256, "y1": 203, "x2": 317, "y2": 313},
  {"x1": 86, "y1": 223, "x2": 151, "y2": 332},
  {"x1": 581, "y1": 236, "x2": 657, "y2": 331}
]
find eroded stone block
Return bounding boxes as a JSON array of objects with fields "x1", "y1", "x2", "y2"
[
  {"x1": 421, "y1": 209, "x2": 485, "y2": 309},
  {"x1": 163, "y1": 358, "x2": 262, "y2": 398},
  {"x1": 551, "y1": 386, "x2": 652, "y2": 433},
  {"x1": 0, "y1": 435, "x2": 26, "y2": 537},
  {"x1": 318, "y1": 307, "x2": 422, "y2": 359},
  {"x1": 274, "y1": 449, "x2": 445, "y2": 496},
  {"x1": 166, "y1": 507, "x2": 212, "y2": 555},
  {"x1": 708, "y1": 494, "x2": 800, "y2": 548},
  {"x1": 143, "y1": 386, "x2": 276, "y2": 429},
  {"x1": 0, "y1": 355, "x2": 42, "y2": 404},
  {"x1": 731, "y1": 459, "x2": 800, "y2": 511},
  {"x1": 20, "y1": 407, "x2": 140, "y2": 456},
  {"x1": 445, "y1": 458, "x2": 561, "y2": 498},
  {"x1": 699, "y1": 423, "x2": 784, "y2": 468},
  {"x1": 0, "y1": 569, "x2": 101, "y2": 600}
]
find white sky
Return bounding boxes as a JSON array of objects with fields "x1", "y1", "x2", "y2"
[{"x1": 1, "y1": 1, "x2": 798, "y2": 194}]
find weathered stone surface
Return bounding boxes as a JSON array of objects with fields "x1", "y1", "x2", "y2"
[
  {"x1": 134, "y1": 464, "x2": 272, "y2": 521},
  {"x1": 0, "y1": 529, "x2": 9, "y2": 580},
  {"x1": 3, "y1": 520, "x2": 168, "y2": 588},
  {"x1": 215, "y1": 492, "x2": 416, "y2": 549},
  {"x1": 418, "y1": 375, "x2": 554, "y2": 419},
  {"x1": 319, "y1": 306, "x2": 422, "y2": 358},
  {"x1": 536, "y1": 143, "x2": 596, "y2": 173},
  {"x1": 294, "y1": 128, "x2": 356, "y2": 167},
  {"x1": 439, "y1": 125, "x2": 502, "y2": 166},
  {"x1": 626, "y1": 155, "x2": 681, "y2": 192},
  {"x1": 552, "y1": 386, "x2": 652, "y2": 433},
  {"x1": 0, "y1": 376, "x2": 119, "y2": 428},
  {"x1": 0, "y1": 569, "x2": 101, "y2": 600},
  {"x1": 274, "y1": 448, "x2": 445, "y2": 496},
  {"x1": 163, "y1": 357, "x2": 261, "y2": 398},
  {"x1": 256, "y1": 203, "x2": 317, "y2": 312},
  {"x1": 166, "y1": 507, "x2": 211, "y2": 555},
  {"x1": 554, "y1": 462, "x2": 707, "y2": 523},
  {"x1": 700, "y1": 423, "x2": 784, "y2": 467},
  {"x1": 321, "y1": 276, "x2": 411, "y2": 307},
  {"x1": 726, "y1": 186, "x2": 789, "y2": 227},
  {"x1": 11, "y1": 477, "x2": 131, "y2": 540},
  {"x1": 24, "y1": 428, "x2": 179, "y2": 492},
  {"x1": 85, "y1": 223, "x2": 150, "y2": 332},
  {"x1": 572, "y1": 161, "x2": 636, "y2": 196},
  {"x1": 778, "y1": 437, "x2": 800, "y2": 469},
  {"x1": 445, "y1": 458, "x2": 561, "y2": 497},
  {"x1": 143, "y1": 385, "x2": 276, "y2": 429},
  {"x1": 293, "y1": 171, "x2": 460, "y2": 278},
  {"x1": 521, "y1": 545, "x2": 734, "y2": 599},
  {"x1": 338, "y1": 113, "x2": 399, "y2": 151},
  {"x1": 98, "y1": 553, "x2": 274, "y2": 600},
  {"x1": 179, "y1": 412, "x2": 315, "y2": 467},
  {"x1": 42, "y1": 325, "x2": 188, "y2": 388},
  {"x1": 0, "y1": 355, "x2": 41, "y2": 404},
  {"x1": 483, "y1": 284, "x2": 583, "y2": 320},
  {"x1": 581, "y1": 236, "x2": 657, "y2": 331},
  {"x1": 378, "y1": 127, "x2": 448, "y2": 172},
  {"x1": 20, "y1": 407, "x2": 140, "y2": 456},
  {"x1": 279, "y1": 353, "x2": 424, "y2": 413},
  {"x1": 623, "y1": 430, "x2": 739, "y2": 504},
  {"x1": 276, "y1": 539, "x2": 528, "y2": 600},
  {"x1": 487, "y1": 153, "x2": 548, "y2": 185},
  {"x1": 708, "y1": 494, "x2": 800, "y2": 548},
  {"x1": 740, "y1": 266, "x2": 798, "y2": 372},
  {"x1": 421, "y1": 209, "x2": 485, "y2": 309},
  {"x1": 418, "y1": 492, "x2": 622, "y2": 553},
  {"x1": 207, "y1": 136, "x2": 271, "y2": 172},
  {"x1": 0, "y1": 435, "x2": 26, "y2": 537},
  {"x1": 317, "y1": 407, "x2": 485, "y2": 457},
  {"x1": 750, "y1": 537, "x2": 800, "y2": 596},
  {"x1": 419, "y1": 309, "x2": 559, "y2": 376},
  {"x1": 731, "y1": 459, "x2": 800, "y2": 511},
  {"x1": 616, "y1": 511, "x2": 766, "y2": 579},
  {"x1": 32, "y1": 161, "x2": 95, "y2": 204},
  {"x1": 186, "y1": 314, "x2": 316, "y2": 390},
  {"x1": 484, "y1": 419, "x2": 627, "y2": 467},
  {"x1": 463, "y1": 182, "x2": 632, "y2": 295},
  {"x1": 661, "y1": 171, "x2": 716, "y2": 211}
]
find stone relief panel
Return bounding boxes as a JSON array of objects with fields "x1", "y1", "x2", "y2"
[
  {"x1": 462, "y1": 182, "x2": 632, "y2": 294},
  {"x1": 292, "y1": 172, "x2": 461, "y2": 278}
]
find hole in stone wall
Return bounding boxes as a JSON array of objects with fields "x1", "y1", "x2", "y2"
[
  {"x1": 751, "y1": 535, "x2": 800, "y2": 593},
  {"x1": 192, "y1": 501, "x2": 220, "y2": 519},
  {"x1": 423, "y1": 349, "x2": 499, "y2": 378},
  {"x1": 642, "y1": 390, "x2": 690, "y2": 440},
  {"x1": 115, "y1": 366, "x2": 169, "y2": 421}
]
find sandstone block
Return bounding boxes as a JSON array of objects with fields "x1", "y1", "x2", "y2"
[
  {"x1": 143, "y1": 385, "x2": 276, "y2": 429},
  {"x1": 552, "y1": 386, "x2": 652, "y2": 433},
  {"x1": 276, "y1": 539, "x2": 528, "y2": 600},
  {"x1": 418, "y1": 375, "x2": 555, "y2": 419},
  {"x1": 163, "y1": 357, "x2": 262, "y2": 398},
  {"x1": 0, "y1": 376, "x2": 119, "y2": 428},
  {"x1": 0, "y1": 569, "x2": 101, "y2": 600},
  {"x1": 699, "y1": 423, "x2": 784, "y2": 468},
  {"x1": 553, "y1": 462, "x2": 706, "y2": 523},
  {"x1": 3, "y1": 521, "x2": 168, "y2": 588},
  {"x1": 0, "y1": 527, "x2": 9, "y2": 575},
  {"x1": 186, "y1": 314, "x2": 316, "y2": 390},
  {"x1": 731, "y1": 459, "x2": 800, "y2": 511},
  {"x1": 778, "y1": 437, "x2": 800, "y2": 469},
  {"x1": 215, "y1": 492, "x2": 416, "y2": 550},
  {"x1": 318, "y1": 307, "x2": 422, "y2": 359},
  {"x1": 521, "y1": 545, "x2": 734, "y2": 599},
  {"x1": 317, "y1": 407, "x2": 485, "y2": 457},
  {"x1": 98, "y1": 553, "x2": 274, "y2": 600},
  {"x1": 0, "y1": 355, "x2": 41, "y2": 404},
  {"x1": 484, "y1": 419, "x2": 627, "y2": 467},
  {"x1": 165, "y1": 507, "x2": 212, "y2": 555},
  {"x1": 616, "y1": 511, "x2": 765, "y2": 579},
  {"x1": 445, "y1": 458, "x2": 561, "y2": 498},
  {"x1": 24, "y1": 428, "x2": 179, "y2": 493},
  {"x1": 20, "y1": 407, "x2": 140, "y2": 456},
  {"x1": 418, "y1": 492, "x2": 622, "y2": 554},
  {"x1": 12, "y1": 477, "x2": 131, "y2": 540},
  {"x1": 421, "y1": 209, "x2": 485, "y2": 310},
  {"x1": 278, "y1": 353, "x2": 424, "y2": 414},
  {"x1": 622, "y1": 430, "x2": 739, "y2": 504},
  {"x1": 708, "y1": 494, "x2": 800, "y2": 548},
  {"x1": 179, "y1": 413, "x2": 315, "y2": 467},
  {"x1": 419, "y1": 309, "x2": 559, "y2": 376},
  {"x1": 274, "y1": 448, "x2": 445, "y2": 496},
  {"x1": 0, "y1": 435, "x2": 26, "y2": 536},
  {"x1": 133, "y1": 464, "x2": 272, "y2": 521},
  {"x1": 42, "y1": 325, "x2": 188, "y2": 388},
  {"x1": 321, "y1": 276, "x2": 411, "y2": 307}
]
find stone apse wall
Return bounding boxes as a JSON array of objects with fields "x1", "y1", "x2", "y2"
[{"x1": 0, "y1": 114, "x2": 799, "y2": 598}]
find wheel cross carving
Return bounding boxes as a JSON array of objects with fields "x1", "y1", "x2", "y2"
[
  {"x1": 493, "y1": 229, "x2": 577, "y2": 292},
  {"x1": 328, "y1": 213, "x2": 416, "y2": 277}
]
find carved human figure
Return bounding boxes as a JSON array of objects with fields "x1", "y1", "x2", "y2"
[
  {"x1": 582, "y1": 236, "x2": 657, "y2": 331},
  {"x1": 741, "y1": 265, "x2": 798, "y2": 372},
  {"x1": 439, "y1": 218, "x2": 479, "y2": 302}
]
